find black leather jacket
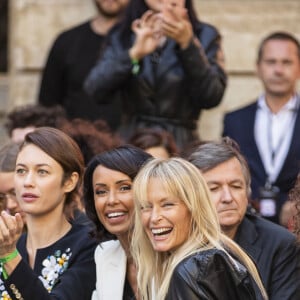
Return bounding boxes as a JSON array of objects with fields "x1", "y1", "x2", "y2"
[
  {"x1": 165, "y1": 249, "x2": 264, "y2": 300},
  {"x1": 85, "y1": 21, "x2": 227, "y2": 149}
]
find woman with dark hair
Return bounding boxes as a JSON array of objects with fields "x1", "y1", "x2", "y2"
[
  {"x1": 129, "y1": 127, "x2": 178, "y2": 158},
  {"x1": 83, "y1": 145, "x2": 152, "y2": 299},
  {"x1": 59, "y1": 118, "x2": 122, "y2": 165},
  {"x1": 85, "y1": 0, "x2": 227, "y2": 149},
  {"x1": 0, "y1": 127, "x2": 97, "y2": 299}
]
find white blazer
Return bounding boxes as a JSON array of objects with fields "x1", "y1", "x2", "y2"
[{"x1": 91, "y1": 240, "x2": 127, "y2": 300}]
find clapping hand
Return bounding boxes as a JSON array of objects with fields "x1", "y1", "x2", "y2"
[
  {"x1": 130, "y1": 10, "x2": 164, "y2": 60},
  {"x1": 0, "y1": 211, "x2": 24, "y2": 257},
  {"x1": 161, "y1": 4, "x2": 193, "y2": 49}
]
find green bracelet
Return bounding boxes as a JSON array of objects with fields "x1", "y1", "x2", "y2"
[
  {"x1": 0, "y1": 249, "x2": 19, "y2": 280},
  {"x1": 131, "y1": 58, "x2": 140, "y2": 75}
]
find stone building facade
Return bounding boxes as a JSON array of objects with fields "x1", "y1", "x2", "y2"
[{"x1": 1, "y1": 0, "x2": 299, "y2": 143}]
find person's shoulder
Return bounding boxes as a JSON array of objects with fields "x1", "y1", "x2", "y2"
[
  {"x1": 67, "y1": 222, "x2": 98, "y2": 247},
  {"x1": 51, "y1": 20, "x2": 92, "y2": 49},
  {"x1": 224, "y1": 101, "x2": 258, "y2": 119},
  {"x1": 99, "y1": 239, "x2": 121, "y2": 251},
  {"x1": 57, "y1": 21, "x2": 91, "y2": 39},
  {"x1": 175, "y1": 249, "x2": 241, "y2": 277},
  {"x1": 95, "y1": 240, "x2": 122, "y2": 257},
  {"x1": 197, "y1": 21, "x2": 219, "y2": 35},
  {"x1": 194, "y1": 21, "x2": 220, "y2": 44},
  {"x1": 245, "y1": 213, "x2": 296, "y2": 243},
  {"x1": 107, "y1": 23, "x2": 128, "y2": 46}
]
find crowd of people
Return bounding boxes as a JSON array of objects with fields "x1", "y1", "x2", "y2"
[{"x1": 0, "y1": 0, "x2": 299, "y2": 299}]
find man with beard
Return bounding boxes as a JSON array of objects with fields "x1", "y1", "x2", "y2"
[
  {"x1": 223, "y1": 32, "x2": 300, "y2": 224},
  {"x1": 39, "y1": 0, "x2": 128, "y2": 131}
]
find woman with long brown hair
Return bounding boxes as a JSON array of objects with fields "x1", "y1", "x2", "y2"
[{"x1": 0, "y1": 127, "x2": 97, "y2": 299}]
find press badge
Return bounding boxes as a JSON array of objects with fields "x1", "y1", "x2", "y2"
[{"x1": 258, "y1": 184, "x2": 280, "y2": 217}]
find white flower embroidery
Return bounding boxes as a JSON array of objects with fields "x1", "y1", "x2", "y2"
[
  {"x1": 0, "y1": 248, "x2": 72, "y2": 297},
  {"x1": 0, "y1": 290, "x2": 12, "y2": 300},
  {"x1": 39, "y1": 248, "x2": 72, "y2": 292},
  {"x1": 0, "y1": 267, "x2": 11, "y2": 300}
]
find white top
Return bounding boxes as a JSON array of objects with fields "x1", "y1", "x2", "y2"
[
  {"x1": 91, "y1": 240, "x2": 127, "y2": 300},
  {"x1": 254, "y1": 94, "x2": 299, "y2": 183}
]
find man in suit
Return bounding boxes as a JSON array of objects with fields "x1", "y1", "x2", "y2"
[
  {"x1": 223, "y1": 32, "x2": 300, "y2": 224},
  {"x1": 188, "y1": 138, "x2": 300, "y2": 300}
]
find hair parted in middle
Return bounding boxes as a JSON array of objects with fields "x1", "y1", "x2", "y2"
[
  {"x1": 83, "y1": 145, "x2": 152, "y2": 241},
  {"x1": 131, "y1": 157, "x2": 267, "y2": 300}
]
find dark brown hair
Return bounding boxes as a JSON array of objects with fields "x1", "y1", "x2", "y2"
[
  {"x1": 257, "y1": 31, "x2": 300, "y2": 63},
  {"x1": 59, "y1": 118, "x2": 122, "y2": 165},
  {"x1": 20, "y1": 127, "x2": 84, "y2": 219},
  {"x1": 129, "y1": 128, "x2": 178, "y2": 157},
  {"x1": 84, "y1": 145, "x2": 152, "y2": 241},
  {"x1": 5, "y1": 104, "x2": 66, "y2": 136}
]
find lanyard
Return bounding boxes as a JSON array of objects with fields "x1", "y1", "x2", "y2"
[{"x1": 266, "y1": 95, "x2": 299, "y2": 183}]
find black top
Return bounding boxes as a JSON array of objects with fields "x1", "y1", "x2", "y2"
[
  {"x1": 166, "y1": 248, "x2": 263, "y2": 300},
  {"x1": 85, "y1": 21, "x2": 227, "y2": 149},
  {"x1": 0, "y1": 223, "x2": 97, "y2": 300},
  {"x1": 39, "y1": 21, "x2": 122, "y2": 130},
  {"x1": 123, "y1": 277, "x2": 135, "y2": 300}
]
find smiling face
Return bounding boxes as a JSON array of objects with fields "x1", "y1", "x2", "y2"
[
  {"x1": 14, "y1": 144, "x2": 73, "y2": 218},
  {"x1": 141, "y1": 177, "x2": 191, "y2": 252},
  {"x1": 93, "y1": 165, "x2": 134, "y2": 240},
  {"x1": 201, "y1": 157, "x2": 248, "y2": 238}
]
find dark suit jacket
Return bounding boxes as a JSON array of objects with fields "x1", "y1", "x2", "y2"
[
  {"x1": 234, "y1": 213, "x2": 300, "y2": 300},
  {"x1": 223, "y1": 101, "x2": 300, "y2": 223}
]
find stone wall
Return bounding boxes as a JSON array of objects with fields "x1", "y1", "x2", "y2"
[
  {"x1": 196, "y1": 0, "x2": 300, "y2": 140},
  {"x1": 3, "y1": 0, "x2": 300, "y2": 143}
]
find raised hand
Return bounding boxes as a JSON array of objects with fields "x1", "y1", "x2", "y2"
[
  {"x1": 129, "y1": 10, "x2": 164, "y2": 60},
  {"x1": 0, "y1": 211, "x2": 24, "y2": 256},
  {"x1": 161, "y1": 6, "x2": 194, "y2": 49}
]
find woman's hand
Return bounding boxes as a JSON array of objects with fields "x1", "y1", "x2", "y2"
[
  {"x1": 0, "y1": 211, "x2": 24, "y2": 256},
  {"x1": 129, "y1": 10, "x2": 163, "y2": 61},
  {"x1": 161, "y1": 6, "x2": 194, "y2": 49}
]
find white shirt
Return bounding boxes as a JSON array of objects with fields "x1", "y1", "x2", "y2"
[{"x1": 254, "y1": 94, "x2": 299, "y2": 183}]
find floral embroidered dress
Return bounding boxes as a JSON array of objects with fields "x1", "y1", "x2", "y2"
[{"x1": 0, "y1": 223, "x2": 97, "y2": 300}]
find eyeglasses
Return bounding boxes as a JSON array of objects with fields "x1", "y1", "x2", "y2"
[{"x1": 0, "y1": 190, "x2": 16, "y2": 202}]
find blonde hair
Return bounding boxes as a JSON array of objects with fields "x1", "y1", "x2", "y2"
[{"x1": 131, "y1": 158, "x2": 267, "y2": 300}]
